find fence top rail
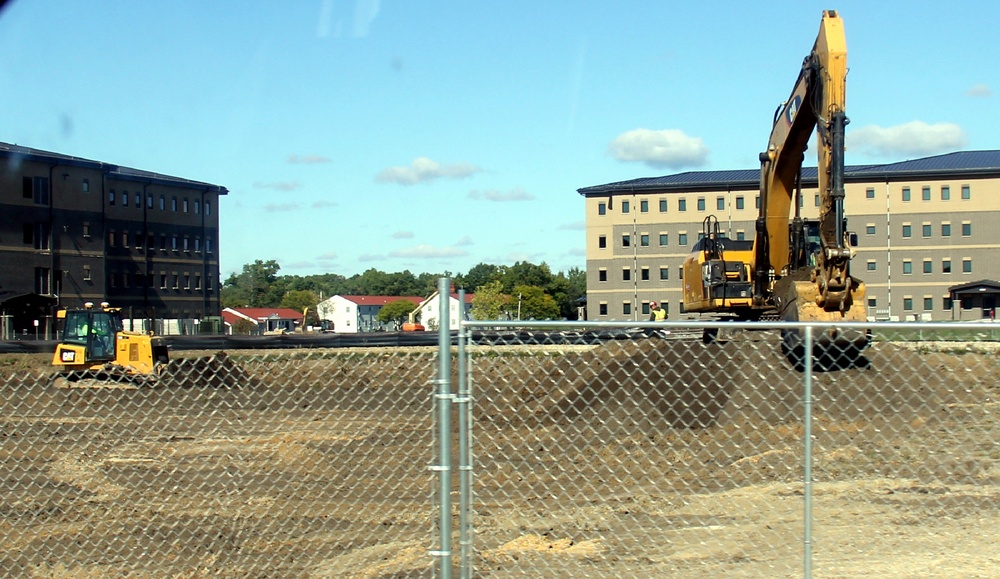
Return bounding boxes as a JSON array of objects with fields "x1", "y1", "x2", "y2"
[{"x1": 461, "y1": 319, "x2": 1000, "y2": 332}]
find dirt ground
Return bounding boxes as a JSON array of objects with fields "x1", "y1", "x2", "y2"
[{"x1": 0, "y1": 335, "x2": 997, "y2": 577}]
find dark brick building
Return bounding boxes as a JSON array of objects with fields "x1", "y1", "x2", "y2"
[{"x1": 0, "y1": 142, "x2": 227, "y2": 338}]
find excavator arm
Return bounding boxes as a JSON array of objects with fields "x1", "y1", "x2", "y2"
[
  {"x1": 754, "y1": 10, "x2": 859, "y2": 312},
  {"x1": 753, "y1": 10, "x2": 868, "y2": 364}
]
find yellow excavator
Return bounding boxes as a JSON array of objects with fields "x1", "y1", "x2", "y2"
[
  {"x1": 52, "y1": 302, "x2": 245, "y2": 386},
  {"x1": 682, "y1": 10, "x2": 869, "y2": 363}
]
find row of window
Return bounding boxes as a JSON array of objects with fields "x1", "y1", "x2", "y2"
[
  {"x1": 866, "y1": 184, "x2": 972, "y2": 202},
  {"x1": 107, "y1": 189, "x2": 211, "y2": 216},
  {"x1": 601, "y1": 229, "x2": 747, "y2": 250},
  {"x1": 107, "y1": 270, "x2": 214, "y2": 292},
  {"x1": 598, "y1": 266, "x2": 677, "y2": 282},
  {"x1": 866, "y1": 258, "x2": 973, "y2": 274},
  {"x1": 594, "y1": 294, "x2": 973, "y2": 318},
  {"x1": 595, "y1": 301, "x2": 672, "y2": 317},
  {"x1": 596, "y1": 184, "x2": 975, "y2": 216},
  {"x1": 889, "y1": 222, "x2": 972, "y2": 239},
  {"x1": 108, "y1": 229, "x2": 213, "y2": 254}
]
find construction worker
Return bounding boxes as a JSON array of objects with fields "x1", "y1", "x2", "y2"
[{"x1": 649, "y1": 301, "x2": 667, "y2": 322}]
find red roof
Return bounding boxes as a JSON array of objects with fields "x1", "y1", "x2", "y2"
[{"x1": 338, "y1": 295, "x2": 423, "y2": 306}]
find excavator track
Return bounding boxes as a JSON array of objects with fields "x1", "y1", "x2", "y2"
[{"x1": 51, "y1": 352, "x2": 251, "y2": 389}]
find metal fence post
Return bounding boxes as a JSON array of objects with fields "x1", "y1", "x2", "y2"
[
  {"x1": 803, "y1": 324, "x2": 814, "y2": 579},
  {"x1": 456, "y1": 289, "x2": 473, "y2": 578},
  {"x1": 433, "y1": 277, "x2": 453, "y2": 578}
]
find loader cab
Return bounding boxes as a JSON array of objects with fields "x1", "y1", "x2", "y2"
[{"x1": 58, "y1": 305, "x2": 122, "y2": 363}]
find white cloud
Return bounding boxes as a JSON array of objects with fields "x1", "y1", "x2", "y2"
[
  {"x1": 557, "y1": 221, "x2": 585, "y2": 231},
  {"x1": 454, "y1": 235, "x2": 474, "y2": 247},
  {"x1": 847, "y1": 121, "x2": 968, "y2": 158},
  {"x1": 287, "y1": 154, "x2": 331, "y2": 164},
  {"x1": 375, "y1": 157, "x2": 482, "y2": 185},
  {"x1": 254, "y1": 181, "x2": 302, "y2": 191},
  {"x1": 311, "y1": 200, "x2": 337, "y2": 209},
  {"x1": 316, "y1": 251, "x2": 338, "y2": 261},
  {"x1": 609, "y1": 128, "x2": 709, "y2": 169},
  {"x1": 467, "y1": 187, "x2": 534, "y2": 202},
  {"x1": 964, "y1": 84, "x2": 992, "y2": 98},
  {"x1": 392, "y1": 230, "x2": 414, "y2": 239},
  {"x1": 262, "y1": 202, "x2": 301, "y2": 212},
  {"x1": 388, "y1": 244, "x2": 468, "y2": 258}
]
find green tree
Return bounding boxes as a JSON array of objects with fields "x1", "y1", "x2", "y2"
[
  {"x1": 221, "y1": 259, "x2": 282, "y2": 308},
  {"x1": 470, "y1": 280, "x2": 510, "y2": 321},
  {"x1": 280, "y1": 290, "x2": 320, "y2": 326},
  {"x1": 498, "y1": 261, "x2": 554, "y2": 294},
  {"x1": 458, "y1": 263, "x2": 501, "y2": 292},
  {"x1": 377, "y1": 299, "x2": 418, "y2": 330},
  {"x1": 512, "y1": 284, "x2": 560, "y2": 320}
]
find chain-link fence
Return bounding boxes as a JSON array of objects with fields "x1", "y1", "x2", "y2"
[
  {"x1": 1, "y1": 319, "x2": 998, "y2": 577},
  {"x1": 461, "y1": 320, "x2": 999, "y2": 578}
]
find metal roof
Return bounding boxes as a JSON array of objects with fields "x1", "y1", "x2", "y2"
[
  {"x1": 578, "y1": 150, "x2": 1000, "y2": 196},
  {"x1": 0, "y1": 141, "x2": 228, "y2": 194}
]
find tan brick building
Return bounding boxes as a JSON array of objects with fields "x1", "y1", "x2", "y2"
[
  {"x1": 578, "y1": 150, "x2": 1000, "y2": 322},
  {"x1": 0, "y1": 142, "x2": 227, "y2": 337}
]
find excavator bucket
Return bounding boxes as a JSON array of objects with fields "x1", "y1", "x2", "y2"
[{"x1": 775, "y1": 273, "x2": 870, "y2": 370}]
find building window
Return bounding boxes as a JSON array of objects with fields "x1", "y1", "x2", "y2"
[
  {"x1": 195, "y1": 274, "x2": 202, "y2": 291},
  {"x1": 121, "y1": 231, "x2": 128, "y2": 248},
  {"x1": 923, "y1": 297, "x2": 934, "y2": 311},
  {"x1": 866, "y1": 224, "x2": 876, "y2": 235},
  {"x1": 961, "y1": 222, "x2": 972, "y2": 237},
  {"x1": 135, "y1": 232, "x2": 143, "y2": 249},
  {"x1": 206, "y1": 238, "x2": 213, "y2": 253},
  {"x1": 659, "y1": 267, "x2": 669, "y2": 280},
  {"x1": 22, "y1": 177, "x2": 49, "y2": 205},
  {"x1": 941, "y1": 223, "x2": 951, "y2": 237},
  {"x1": 659, "y1": 199, "x2": 667, "y2": 212},
  {"x1": 867, "y1": 260, "x2": 876, "y2": 271},
  {"x1": 866, "y1": 187, "x2": 875, "y2": 199},
  {"x1": 183, "y1": 198, "x2": 189, "y2": 213},
  {"x1": 921, "y1": 186, "x2": 931, "y2": 201},
  {"x1": 183, "y1": 237, "x2": 190, "y2": 252},
  {"x1": 598, "y1": 269, "x2": 607, "y2": 282},
  {"x1": 659, "y1": 233, "x2": 668, "y2": 246},
  {"x1": 697, "y1": 197, "x2": 705, "y2": 211},
  {"x1": 622, "y1": 234, "x2": 630, "y2": 247},
  {"x1": 172, "y1": 274, "x2": 179, "y2": 290},
  {"x1": 82, "y1": 178, "x2": 90, "y2": 193},
  {"x1": 641, "y1": 302, "x2": 650, "y2": 316},
  {"x1": 736, "y1": 231, "x2": 746, "y2": 241},
  {"x1": 902, "y1": 224, "x2": 911, "y2": 238},
  {"x1": 943, "y1": 296, "x2": 953, "y2": 310},
  {"x1": 922, "y1": 223, "x2": 931, "y2": 238},
  {"x1": 962, "y1": 259, "x2": 972, "y2": 273},
  {"x1": 598, "y1": 202, "x2": 606, "y2": 215},
  {"x1": 678, "y1": 198, "x2": 687, "y2": 212},
  {"x1": 678, "y1": 233, "x2": 688, "y2": 246},
  {"x1": 598, "y1": 235, "x2": 606, "y2": 249},
  {"x1": 755, "y1": 195, "x2": 760, "y2": 209},
  {"x1": 942, "y1": 259, "x2": 951, "y2": 274},
  {"x1": 171, "y1": 197, "x2": 178, "y2": 211},
  {"x1": 194, "y1": 199, "x2": 201, "y2": 214},
  {"x1": 661, "y1": 302, "x2": 669, "y2": 316},
  {"x1": 923, "y1": 260, "x2": 932, "y2": 274},
  {"x1": 108, "y1": 190, "x2": 116, "y2": 206},
  {"x1": 622, "y1": 268, "x2": 631, "y2": 281},
  {"x1": 736, "y1": 196, "x2": 745, "y2": 210},
  {"x1": 83, "y1": 223, "x2": 91, "y2": 238},
  {"x1": 147, "y1": 194, "x2": 154, "y2": 208},
  {"x1": 716, "y1": 197, "x2": 725, "y2": 211},
  {"x1": 961, "y1": 185, "x2": 971, "y2": 200},
  {"x1": 640, "y1": 267, "x2": 650, "y2": 281},
  {"x1": 599, "y1": 303, "x2": 608, "y2": 316},
  {"x1": 903, "y1": 297, "x2": 913, "y2": 311},
  {"x1": 159, "y1": 195, "x2": 166, "y2": 210},
  {"x1": 902, "y1": 260, "x2": 912, "y2": 275},
  {"x1": 108, "y1": 230, "x2": 116, "y2": 247},
  {"x1": 640, "y1": 234, "x2": 649, "y2": 247},
  {"x1": 902, "y1": 187, "x2": 911, "y2": 202},
  {"x1": 941, "y1": 186, "x2": 950, "y2": 200},
  {"x1": 121, "y1": 190, "x2": 128, "y2": 207},
  {"x1": 171, "y1": 235, "x2": 178, "y2": 251},
  {"x1": 868, "y1": 297, "x2": 877, "y2": 309},
  {"x1": 159, "y1": 274, "x2": 167, "y2": 289},
  {"x1": 814, "y1": 194, "x2": 820, "y2": 207},
  {"x1": 640, "y1": 199, "x2": 648, "y2": 213},
  {"x1": 184, "y1": 274, "x2": 191, "y2": 290},
  {"x1": 622, "y1": 200, "x2": 630, "y2": 214},
  {"x1": 83, "y1": 265, "x2": 92, "y2": 281},
  {"x1": 622, "y1": 302, "x2": 632, "y2": 315}
]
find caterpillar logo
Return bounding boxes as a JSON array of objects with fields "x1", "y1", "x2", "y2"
[
  {"x1": 60, "y1": 350, "x2": 76, "y2": 363},
  {"x1": 785, "y1": 95, "x2": 802, "y2": 126}
]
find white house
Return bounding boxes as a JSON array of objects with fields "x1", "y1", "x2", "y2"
[
  {"x1": 315, "y1": 295, "x2": 422, "y2": 333},
  {"x1": 412, "y1": 292, "x2": 474, "y2": 331}
]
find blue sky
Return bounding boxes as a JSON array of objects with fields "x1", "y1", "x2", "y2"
[{"x1": 1, "y1": 1, "x2": 995, "y2": 279}]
